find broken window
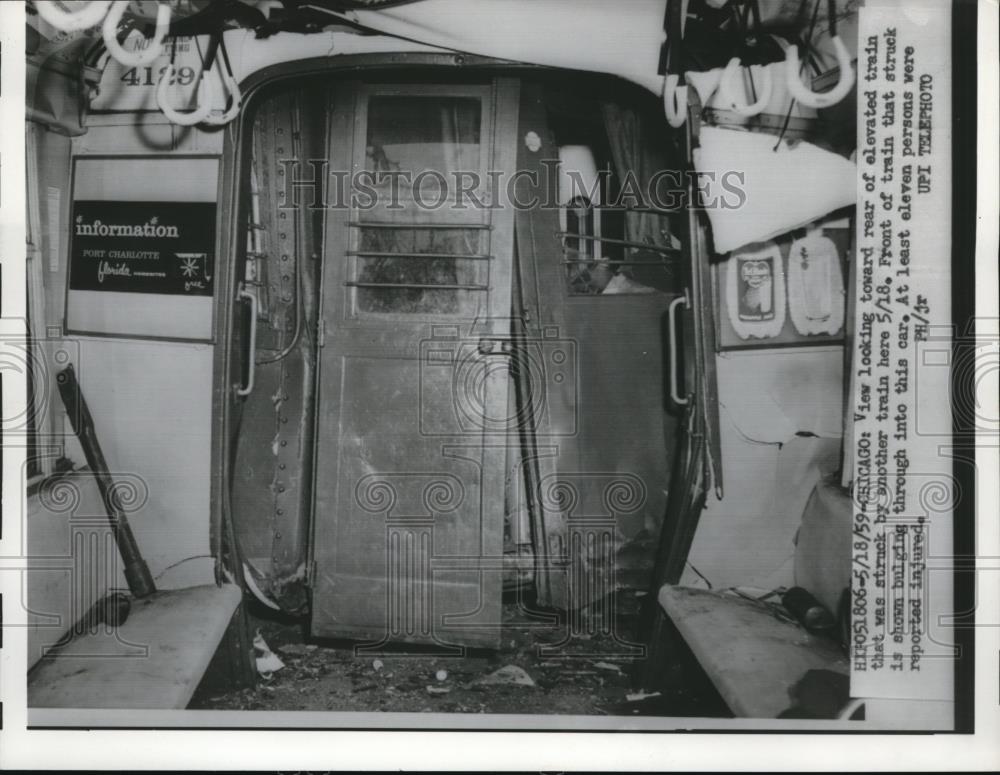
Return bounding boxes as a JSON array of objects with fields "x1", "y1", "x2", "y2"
[
  {"x1": 351, "y1": 93, "x2": 489, "y2": 315},
  {"x1": 545, "y1": 85, "x2": 683, "y2": 296}
]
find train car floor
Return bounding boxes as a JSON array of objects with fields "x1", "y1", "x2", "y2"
[{"x1": 190, "y1": 589, "x2": 730, "y2": 718}]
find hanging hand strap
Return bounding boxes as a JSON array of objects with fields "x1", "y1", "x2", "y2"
[
  {"x1": 34, "y1": 0, "x2": 112, "y2": 32},
  {"x1": 202, "y1": 32, "x2": 243, "y2": 125},
  {"x1": 157, "y1": 35, "x2": 214, "y2": 126},
  {"x1": 102, "y1": 0, "x2": 171, "y2": 68},
  {"x1": 662, "y1": 0, "x2": 689, "y2": 128},
  {"x1": 784, "y1": 0, "x2": 854, "y2": 109}
]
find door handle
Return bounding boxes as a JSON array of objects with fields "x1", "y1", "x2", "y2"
[
  {"x1": 668, "y1": 290, "x2": 690, "y2": 406},
  {"x1": 236, "y1": 286, "x2": 257, "y2": 397}
]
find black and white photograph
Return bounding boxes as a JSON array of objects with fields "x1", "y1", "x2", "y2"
[{"x1": 0, "y1": 0, "x2": 996, "y2": 769}]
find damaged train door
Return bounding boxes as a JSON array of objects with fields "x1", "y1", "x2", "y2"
[
  {"x1": 310, "y1": 78, "x2": 520, "y2": 648},
  {"x1": 511, "y1": 78, "x2": 688, "y2": 613}
]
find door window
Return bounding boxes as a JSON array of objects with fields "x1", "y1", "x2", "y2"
[{"x1": 349, "y1": 92, "x2": 491, "y2": 316}]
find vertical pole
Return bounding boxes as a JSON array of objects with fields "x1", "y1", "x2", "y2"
[{"x1": 57, "y1": 364, "x2": 157, "y2": 598}]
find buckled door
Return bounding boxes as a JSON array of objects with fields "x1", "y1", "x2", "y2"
[{"x1": 311, "y1": 78, "x2": 520, "y2": 648}]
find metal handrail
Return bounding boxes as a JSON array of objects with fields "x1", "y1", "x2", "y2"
[
  {"x1": 556, "y1": 232, "x2": 681, "y2": 254},
  {"x1": 348, "y1": 251, "x2": 492, "y2": 261},
  {"x1": 349, "y1": 221, "x2": 491, "y2": 231},
  {"x1": 344, "y1": 281, "x2": 488, "y2": 291}
]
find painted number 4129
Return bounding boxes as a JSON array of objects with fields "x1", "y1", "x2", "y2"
[{"x1": 120, "y1": 65, "x2": 196, "y2": 87}]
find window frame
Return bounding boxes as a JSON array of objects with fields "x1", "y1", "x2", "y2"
[{"x1": 344, "y1": 82, "x2": 496, "y2": 322}]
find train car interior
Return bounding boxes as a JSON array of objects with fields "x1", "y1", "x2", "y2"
[{"x1": 15, "y1": 0, "x2": 953, "y2": 727}]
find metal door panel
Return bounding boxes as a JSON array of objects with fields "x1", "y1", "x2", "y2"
[
  {"x1": 311, "y1": 79, "x2": 519, "y2": 649},
  {"x1": 313, "y1": 352, "x2": 493, "y2": 642},
  {"x1": 513, "y1": 82, "x2": 681, "y2": 611}
]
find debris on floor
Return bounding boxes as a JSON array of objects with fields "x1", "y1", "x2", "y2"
[
  {"x1": 253, "y1": 631, "x2": 285, "y2": 675},
  {"x1": 472, "y1": 664, "x2": 536, "y2": 688},
  {"x1": 277, "y1": 643, "x2": 316, "y2": 657},
  {"x1": 191, "y1": 591, "x2": 731, "y2": 717}
]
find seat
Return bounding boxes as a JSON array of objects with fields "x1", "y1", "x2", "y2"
[
  {"x1": 657, "y1": 584, "x2": 848, "y2": 718},
  {"x1": 28, "y1": 583, "x2": 242, "y2": 710}
]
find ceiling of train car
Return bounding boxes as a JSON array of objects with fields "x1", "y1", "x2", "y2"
[
  {"x1": 25, "y1": 0, "x2": 859, "y2": 135},
  {"x1": 26, "y1": 0, "x2": 859, "y2": 64}
]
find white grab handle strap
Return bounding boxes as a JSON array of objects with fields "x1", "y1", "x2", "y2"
[
  {"x1": 785, "y1": 35, "x2": 855, "y2": 109},
  {"x1": 663, "y1": 73, "x2": 688, "y2": 128},
  {"x1": 719, "y1": 58, "x2": 773, "y2": 117},
  {"x1": 102, "y1": 0, "x2": 170, "y2": 68},
  {"x1": 156, "y1": 62, "x2": 214, "y2": 126},
  {"x1": 202, "y1": 49, "x2": 242, "y2": 126},
  {"x1": 34, "y1": 0, "x2": 112, "y2": 32}
]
